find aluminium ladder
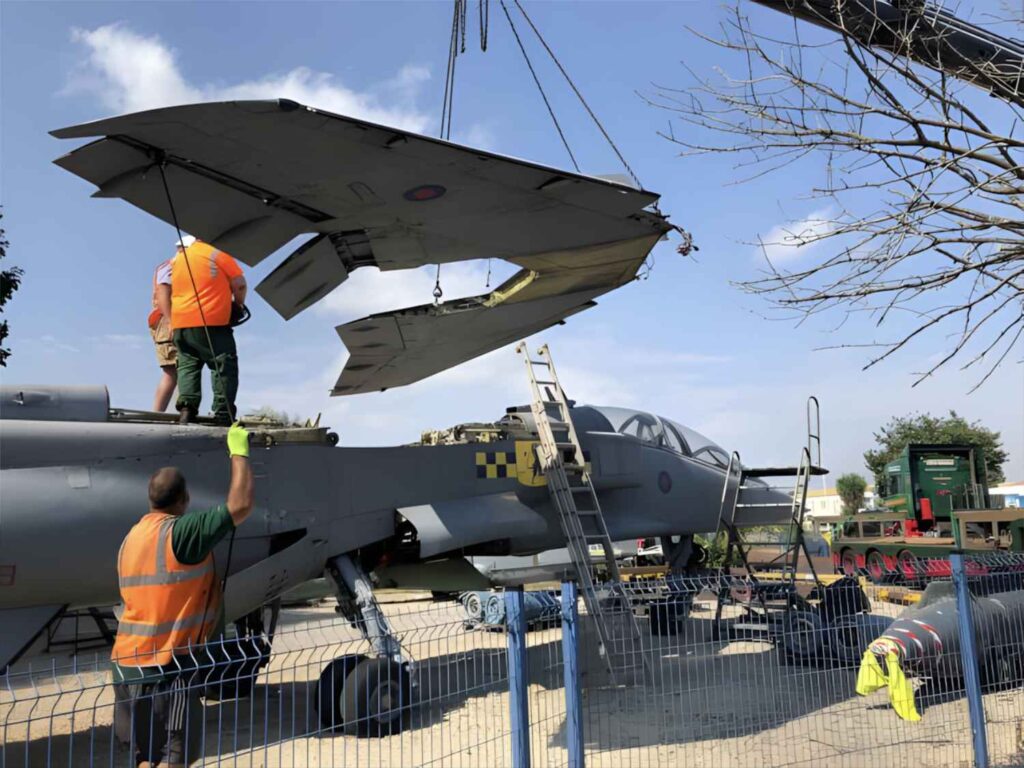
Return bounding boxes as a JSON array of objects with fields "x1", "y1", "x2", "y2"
[{"x1": 516, "y1": 342, "x2": 646, "y2": 683}]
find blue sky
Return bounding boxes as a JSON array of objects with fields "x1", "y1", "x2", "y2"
[{"x1": 2, "y1": 1, "x2": 1021, "y2": 483}]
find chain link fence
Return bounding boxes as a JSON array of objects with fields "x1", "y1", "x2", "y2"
[{"x1": 3, "y1": 553, "x2": 1023, "y2": 767}]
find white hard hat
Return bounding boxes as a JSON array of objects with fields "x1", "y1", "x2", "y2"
[{"x1": 174, "y1": 235, "x2": 197, "y2": 249}]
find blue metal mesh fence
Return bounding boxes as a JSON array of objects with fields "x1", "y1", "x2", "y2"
[{"x1": 3, "y1": 554, "x2": 1023, "y2": 767}]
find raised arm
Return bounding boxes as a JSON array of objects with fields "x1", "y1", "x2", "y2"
[{"x1": 226, "y1": 424, "x2": 254, "y2": 525}]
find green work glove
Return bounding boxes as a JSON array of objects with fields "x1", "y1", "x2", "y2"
[{"x1": 227, "y1": 422, "x2": 250, "y2": 458}]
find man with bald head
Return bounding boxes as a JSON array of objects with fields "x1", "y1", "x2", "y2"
[{"x1": 112, "y1": 424, "x2": 254, "y2": 767}]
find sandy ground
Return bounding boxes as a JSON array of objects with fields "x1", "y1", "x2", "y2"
[{"x1": 3, "y1": 592, "x2": 1022, "y2": 768}]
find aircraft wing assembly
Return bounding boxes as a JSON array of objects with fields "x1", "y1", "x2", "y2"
[
  {"x1": 52, "y1": 99, "x2": 673, "y2": 392},
  {"x1": 334, "y1": 233, "x2": 660, "y2": 393}
]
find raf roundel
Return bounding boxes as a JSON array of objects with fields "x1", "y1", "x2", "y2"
[{"x1": 403, "y1": 184, "x2": 447, "y2": 202}]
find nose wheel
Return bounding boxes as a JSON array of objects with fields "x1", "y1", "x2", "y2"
[{"x1": 315, "y1": 655, "x2": 412, "y2": 736}]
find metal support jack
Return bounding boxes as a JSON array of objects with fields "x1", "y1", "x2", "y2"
[{"x1": 517, "y1": 342, "x2": 647, "y2": 684}]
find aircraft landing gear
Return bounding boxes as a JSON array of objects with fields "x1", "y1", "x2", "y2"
[{"x1": 316, "y1": 554, "x2": 413, "y2": 736}]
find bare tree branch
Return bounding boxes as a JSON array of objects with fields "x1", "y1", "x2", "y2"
[{"x1": 652, "y1": 3, "x2": 1024, "y2": 388}]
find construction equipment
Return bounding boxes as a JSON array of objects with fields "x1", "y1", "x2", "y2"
[
  {"x1": 832, "y1": 444, "x2": 1024, "y2": 583},
  {"x1": 517, "y1": 342, "x2": 647, "y2": 683},
  {"x1": 753, "y1": 0, "x2": 1024, "y2": 107}
]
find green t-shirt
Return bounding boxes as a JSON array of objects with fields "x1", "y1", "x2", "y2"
[
  {"x1": 171, "y1": 504, "x2": 235, "y2": 565},
  {"x1": 113, "y1": 505, "x2": 235, "y2": 682}
]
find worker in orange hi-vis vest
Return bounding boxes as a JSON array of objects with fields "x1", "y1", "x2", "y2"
[
  {"x1": 111, "y1": 424, "x2": 253, "y2": 768},
  {"x1": 169, "y1": 236, "x2": 247, "y2": 425}
]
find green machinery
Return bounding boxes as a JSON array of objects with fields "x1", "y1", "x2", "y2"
[{"x1": 830, "y1": 444, "x2": 1024, "y2": 582}]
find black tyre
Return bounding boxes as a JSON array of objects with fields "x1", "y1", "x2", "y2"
[
  {"x1": 827, "y1": 613, "x2": 892, "y2": 667},
  {"x1": 342, "y1": 658, "x2": 413, "y2": 737},
  {"x1": 314, "y1": 654, "x2": 367, "y2": 730},
  {"x1": 649, "y1": 601, "x2": 679, "y2": 636},
  {"x1": 896, "y1": 550, "x2": 922, "y2": 587},
  {"x1": 865, "y1": 551, "x2": 889, "y2": 584},
  {"x1": 687, "y1": 543, "x2": 708, "y2": 570},
  {"x1": 778, "y1": 610, "x2": 826, "y2": 666},
  {"x1": 840, "y1": 549, "x2": 858, "y2": 577},
  {"x1": 982, "y1": 649, "x2": 1024, "y2": 690}
]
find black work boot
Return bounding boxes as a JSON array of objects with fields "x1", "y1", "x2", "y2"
[{"x1": 178, "y1": 406, "x2": 197, "y2": 425}]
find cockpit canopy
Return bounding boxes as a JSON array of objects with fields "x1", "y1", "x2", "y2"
[{"x1": 577, "y1": 406, "x2": 733, "y2": 469}]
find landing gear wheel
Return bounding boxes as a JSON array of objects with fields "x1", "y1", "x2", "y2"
[
  {"x1": 315, "y1": 654, "x2": 368, "y2": 730},
  {"x1": 342, "y1": 658, "x2": 413, "y2": 737},
  {"x1": 866, "y1": 551, "x2": 888, "y2": 584}
]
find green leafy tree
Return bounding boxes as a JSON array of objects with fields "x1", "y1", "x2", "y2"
[
  {"x1": 836, "y1": 473, "x2": 867, "y2": 516},
  {"x1": 864, "y1": 412, "x2": 1007, "y2": 487},
  {"x1": 0, "y1": 210, "x2": 23, "y2": 367}
]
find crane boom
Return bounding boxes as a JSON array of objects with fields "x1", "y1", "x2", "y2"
[{"x1": 752, "y1": 0, "x2": 1024, "y2": 105}]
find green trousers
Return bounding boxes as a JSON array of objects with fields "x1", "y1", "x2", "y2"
[{"x1": 173, "y1": 326, "x2": 238, "y2": 421}]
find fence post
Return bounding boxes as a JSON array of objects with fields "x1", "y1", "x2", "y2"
[
  {"x1": 506, "y1": 587, "x2": 531, "y2": 768},
  {"x1": 561, "y1": 581, "x2": 584, "y2": 768},
  {"x1": 950, "y1": 552, "x2": 990, "y2": 768}
]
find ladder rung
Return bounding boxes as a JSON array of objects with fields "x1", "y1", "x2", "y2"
[
  {"x1": 528, "y1": 359, "x2": 551, "y2": 367},
  {"x1": 570, "y1": 486, "x2": 591, "y2": 493},
  {"x1": 534, "y1": 379, "x2": 557, "y2": 386}
]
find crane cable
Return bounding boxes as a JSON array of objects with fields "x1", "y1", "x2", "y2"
[
  {"x1": 157, "y1": 160, "x2": 241, "y2": 653},
  {"x1": 510, "y1": 0, "x2": 643, "y2": 191},
  {"x1": 499, "y1": 0, "x2": 580, "y2": 172},
  {"x1": 157, "y1": 161, "x2": 237, "y2": 425}
]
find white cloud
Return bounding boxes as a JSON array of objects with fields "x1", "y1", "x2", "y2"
[
  {"x1": 66, "y1": 23, "x2": 431, "y2": 133},
  {"x1": 92, "y1": 333, "x2": 146, "y2": 349},
  {"x1": 37, "y1": 335, "x2": 81, "y2": 353},
  {"x1": 313, "y1": 260, "x2": 518, "y2": 323},
  {"x1": 757, "y1": 206, "x2": 837, "y2": 263}
]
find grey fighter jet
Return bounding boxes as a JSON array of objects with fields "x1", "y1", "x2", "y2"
[
  {"x1": 50, "y1": 99, "x2": 677, "y2": 394},
  {"x1": 0, "y1": 385, "x2": 791, "y2": 731}
]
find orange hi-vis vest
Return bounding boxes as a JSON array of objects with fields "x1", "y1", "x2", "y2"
[
  {"x1": 170, "y1": 241, "x2": 242, "y2": 330},
  {"x1": 111, "y1": 512, "x2": 219, "y2": 668}
]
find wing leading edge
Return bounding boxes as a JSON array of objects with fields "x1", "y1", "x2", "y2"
[{"x1": 52, "y1": 99, "x2": 669, "y2": 313}]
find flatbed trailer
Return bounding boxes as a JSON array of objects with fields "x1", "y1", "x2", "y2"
[
  {"x1": 830, "y1": 444, "x2": 1024, "y2": 583},
  {"x1": 833, "y1": 508, "x2": 1024, "y2": 581}
]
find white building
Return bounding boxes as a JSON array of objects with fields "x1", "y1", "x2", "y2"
[
  {"x1": 804, "y1": 480, "x2": 1022, "y2": 519},
  {"x1": 805, "y1": 485, "x2": 876, "y2": 521},
  {"x1": 992, "y1": 481, "x2": 1024, "y2": 508}
]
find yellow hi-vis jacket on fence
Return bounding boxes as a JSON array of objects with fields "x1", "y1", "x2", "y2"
[{"x1": 111, "y1": 512, "x2": 219, "y2": 668}]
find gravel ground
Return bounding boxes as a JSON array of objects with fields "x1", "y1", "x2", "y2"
[{"x1": 3, "y1": 592, "x2": 1022, "y2": 768}]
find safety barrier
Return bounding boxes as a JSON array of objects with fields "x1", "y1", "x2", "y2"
[{"x1": 3, "y1": 553, "x2": 1022, "y2": 767}]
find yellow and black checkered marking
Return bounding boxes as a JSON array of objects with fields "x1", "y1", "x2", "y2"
[{"x1": 476, "y1": 450, "x2": 517, "y2": 479}]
